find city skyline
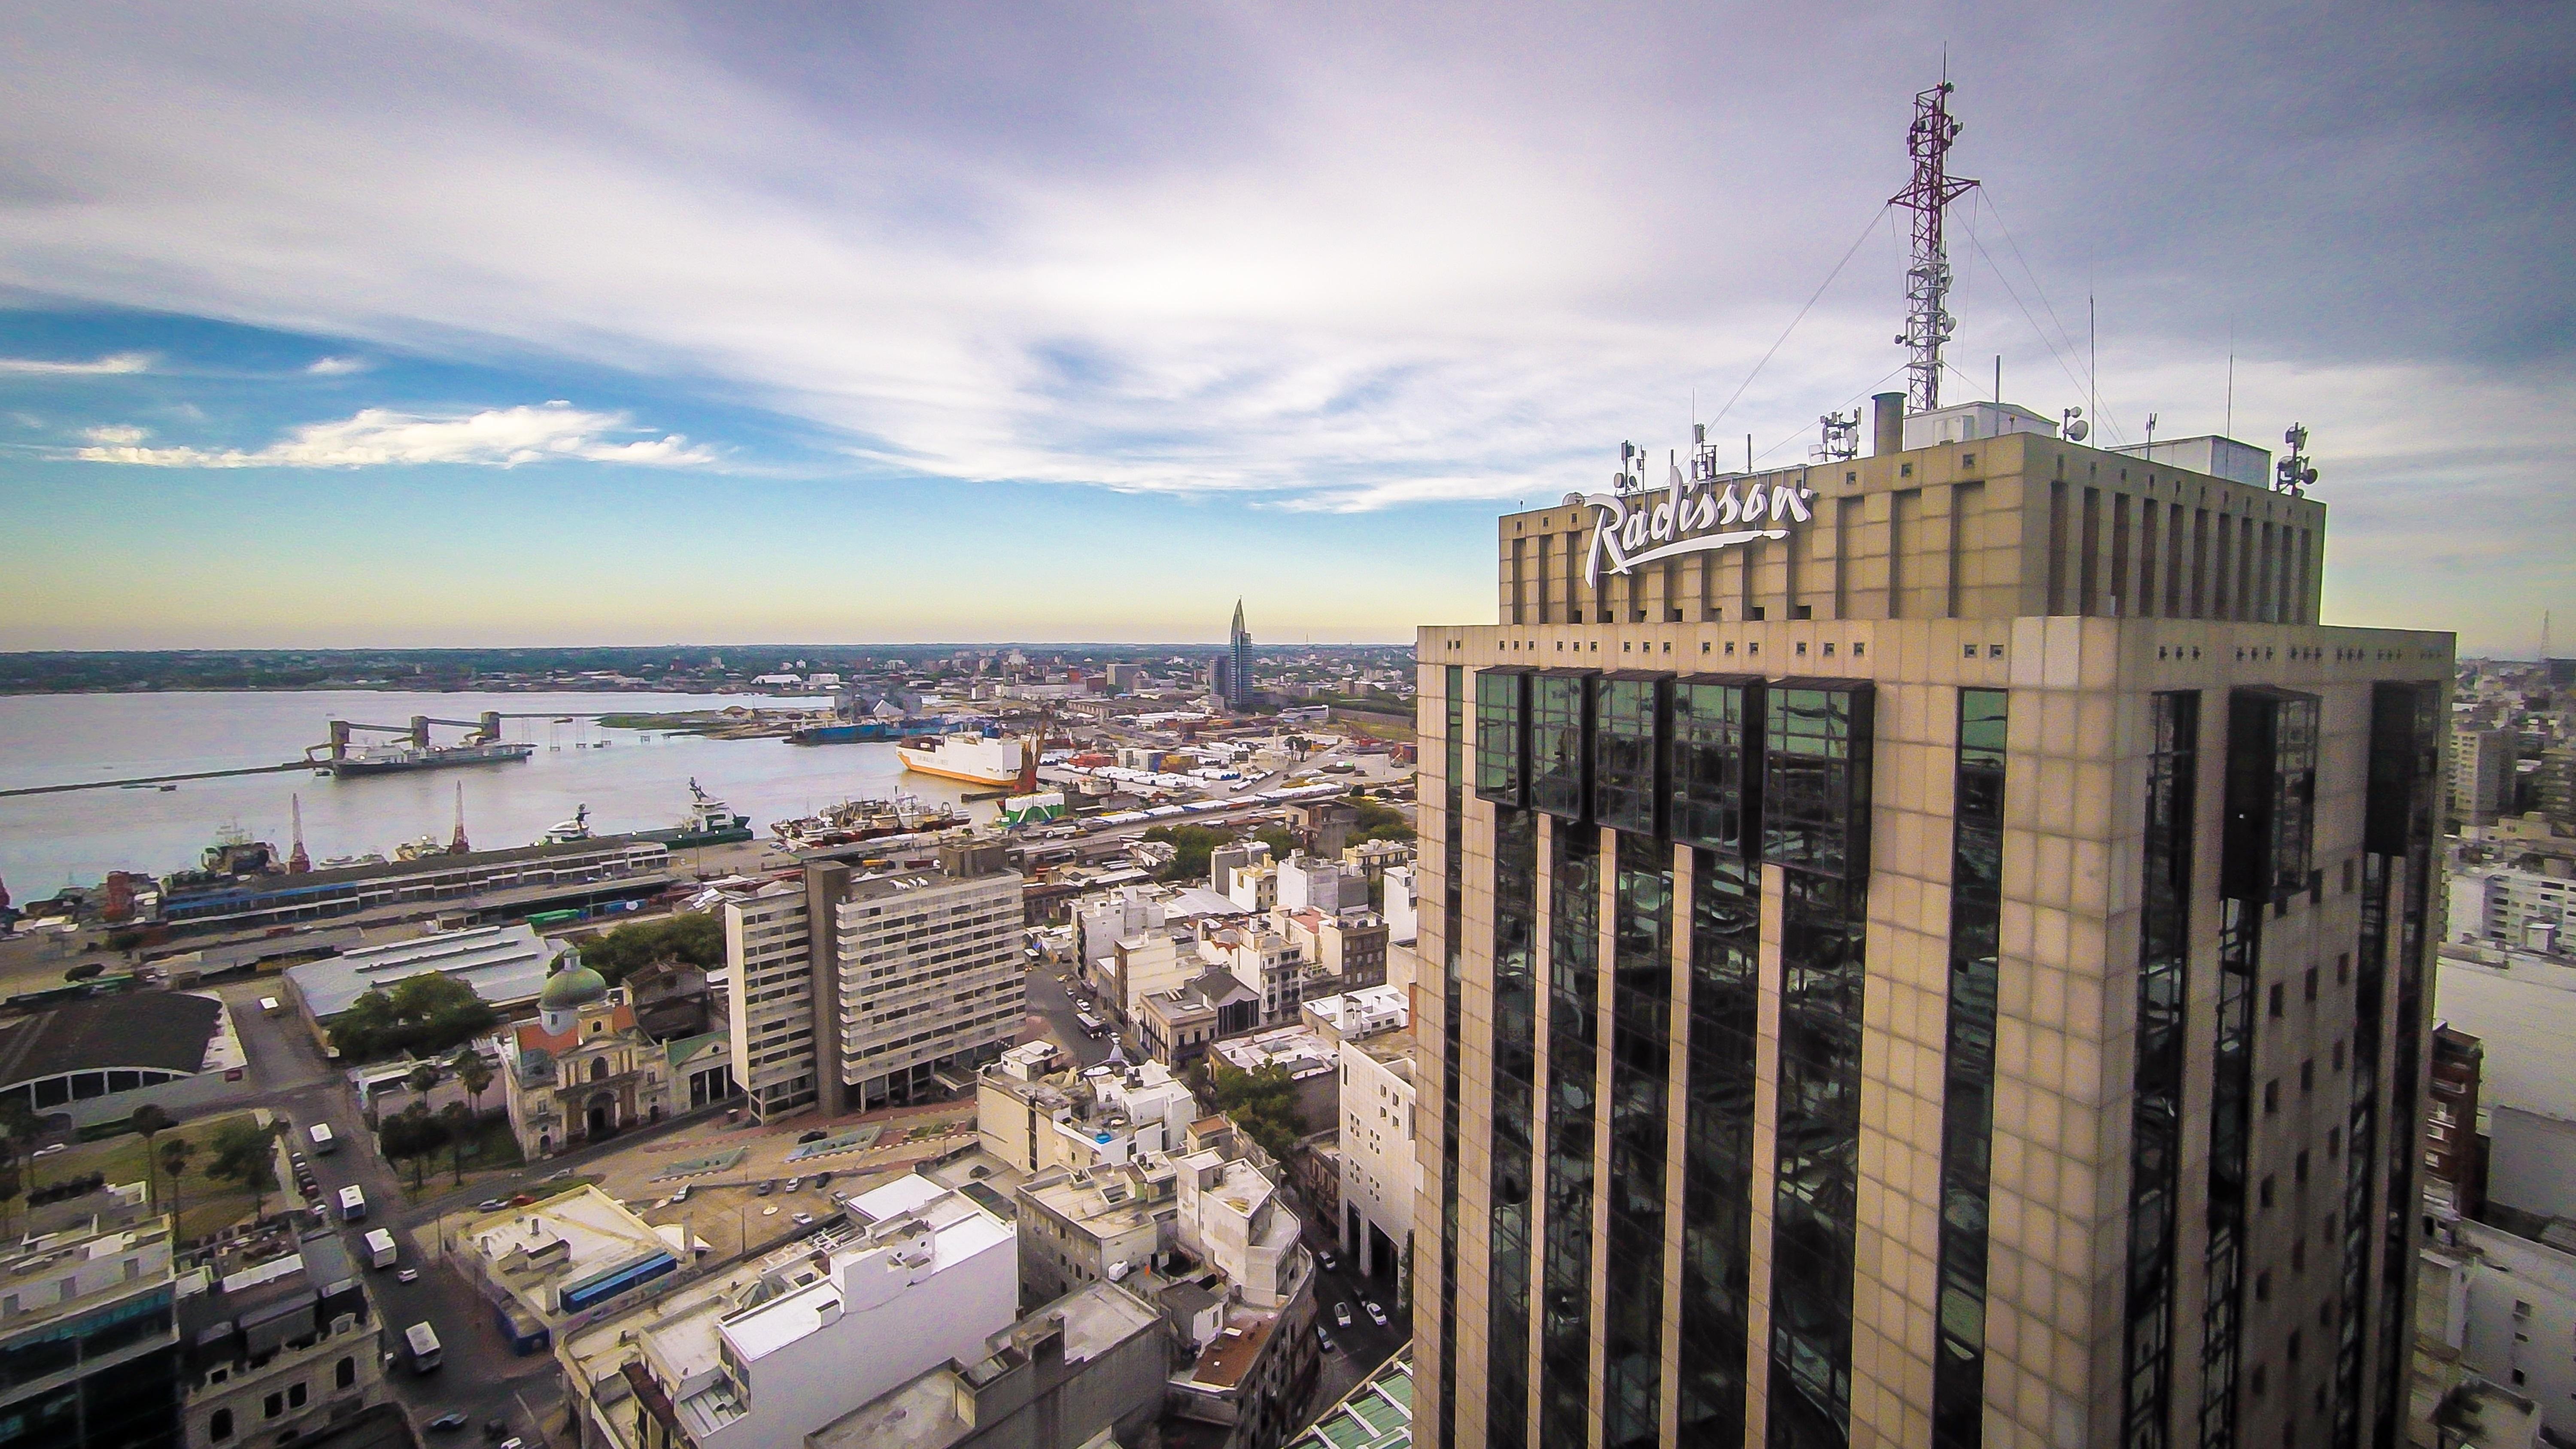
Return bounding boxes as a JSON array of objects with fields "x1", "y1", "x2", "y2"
[{"x1": 3, "y1": 3, "x2": 2570, "y2": 653}]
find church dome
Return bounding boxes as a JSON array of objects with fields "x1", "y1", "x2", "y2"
[{"x1": 539, "y1": 954, "x2": 609, "y2": 1013}]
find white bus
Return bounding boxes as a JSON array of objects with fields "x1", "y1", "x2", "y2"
[
  {"x1": 403, "y1": 1321, "x2": 442, "y2": 1373},
  {"x1": 337, "y1": 1185, "x2": 366, "y2": 1222},
  {"x1": 362, "y1": 1229, "x2": 397, "y2": 1269}
]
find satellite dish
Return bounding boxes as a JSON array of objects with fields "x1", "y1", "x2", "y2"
[{"x1": 2066, "y1": 419, "x2": 2090, "y2": 442}]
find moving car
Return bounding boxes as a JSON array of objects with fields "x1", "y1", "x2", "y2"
[
  {"x1": 397, "y1": 1269, "x2": 420, "y2": 1284},
  {"x1": 1334, "y1": 1302, "x2": 1353, "y2": 1328},
  {"x1": 670, "y1": 1185, "x2": 691, "y2": 1204},
  {"x1": 1364, "y1": 1300, "x2": 1388, "y2": 1328},
  {"x1": 784, "y1": 1176, "x2": 802, "y2": 1192},
  {"x1": 1316, "y1": 1249, "x2": 1338, "y2": 1273},
  {"x1": 1316, "y1": 1325, "x2": 1339, "y2": 1354},
  {"x1": 756, "y1": 1180, "x2": 775, "y2": 1196},
  {"x1": 425, "y1": 1413, "x2": 469, "y2": 1433}
]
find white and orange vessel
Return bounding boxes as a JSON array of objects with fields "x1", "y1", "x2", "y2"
[{"x1": 895, "y1": 731, "x2": 1036, "y2": 789}]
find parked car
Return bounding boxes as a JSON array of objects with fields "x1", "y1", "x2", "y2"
[
  {"x1": 476, "y1": 1199, "x2": 510, "y2": 1212},
  {"x1": 1364, "y1": 1300, "x2": 1388, "y2": 1328},
  {"x1": 756, "y1": 1180, "x2": 775, "y2": 1197},
  {"x1": 784, "y1": 1176, "x2": 802, "y2": 1192},
  {"x1": 425, "y1": 1413, "x2": 468, "y2": 1433},
  {"x1": 793, "y1": 1212, "x2": 814, "y2": 1226},
  {"x1": 798, "y1": 1129, "x2": 827, "y2": 1143},
  {"x1": 1316, "y1": 1325, "x2": 1339, "y2": 1354},
  {"x1": 31, "y1": 1144, "x2": 65, "y2": 1158},
  {"x1": 1334, "y1": 1302, "x2": 1353, "y2": 1328},
  {"x1": 670, "y1": 1185, "x2": 691, "y2": 1204},
  {"x1": 1316, "y1": 1249, "x2": 1338, "y2": 1273},
  {"x1": 396, "y1": 1269, "x2": 420, "y2": 1284}
]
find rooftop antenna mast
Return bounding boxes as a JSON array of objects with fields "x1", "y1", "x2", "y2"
[
  {"x1": 1891, "y1": 75, "x2": 1978, "y2": 413},
  {"x1": 447, "y1": 783, "x2": 470, "y2": 856},
  {"x1": 287, "y1": 794, "x2": 310, "y2": 876}
]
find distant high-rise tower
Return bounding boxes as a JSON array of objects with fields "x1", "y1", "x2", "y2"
[{"x1": 1227, "y1": 599, "x2": 1255, "y2": 712}]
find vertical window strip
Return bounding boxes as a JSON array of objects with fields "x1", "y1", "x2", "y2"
[
  {"x1": 1680, "y1": 850, "x2": 1762, "y2": 1441},
  {"x1": 1540, "y1": 823, "x2": 1602, "y2": 1448},
  {"x1": 1677, "y1": 676, "x2": 1763, "y2": 1444},
  {"x1": 1765, "y1": 683, "x2": 1872, "y2": 1449},
  {"x1": 2121, "y1": 691, "x2": 2199, "y2": 1449},
  {"x1": 1604, "y1": 830, "x2": 1674, "y2": 1449},
  {"x1": 1932, "y1": 689, "x2": 2010, "y2": 1448},
  {"x1": 2201, "y1": 689, "x2": 2319, "y2": 1449},
  {"x1": 1438, "y1": 665, "x2": 1466, "y2": 1449},
  {"x1": 2370, "y1": 684, "x2": 2440, "y2": 1449},
  {"x1": 1488, "y1": 805, "x2": 1542, "y2": 1449}
]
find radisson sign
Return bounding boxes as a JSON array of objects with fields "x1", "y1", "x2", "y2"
[{"x1": 1581, "y1": 459, "x2": 1816, "y2": 588}]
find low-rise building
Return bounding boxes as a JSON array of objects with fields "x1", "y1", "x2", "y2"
[
  {"x1": 1135, "y1": 973, "x2": 1257, "y2": 1072},
  {"x1": 2419, "y1": 1215, "x2": 2576, "y2": 1446},
  {"x1": 805, "y1": 1282, "x2": 1167, "y2": 1449},
  {"x1": 284, "y1": 921, "x2": 572, "y2": 1030},
  {"x1": 560, "y1": 1174, "x2": 1018, "y2": 1449},
  {"x1": 456, "y1": 1184, "x2": 686, "y2": 1353},
  {"x1": 180, "y1": 1229, "x2": 387, "y2": 1449},
  {"x1": 499, "y1": 957, "x2": 673, "y2": 1158},
  {"x1": 978, "y1": 1053, "x2": 1199, "y2": 1177},
  {"x1": 1333, "y1": 1021, "x2": 1417, "y2": 1285},
  {"x1": 0, "y1": 990, "x2": 250, "y2": 1130}
]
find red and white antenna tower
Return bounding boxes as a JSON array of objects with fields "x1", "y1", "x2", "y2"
[{"x1": 1890, "y1": 78, "x2": 1978, "y2": 413}]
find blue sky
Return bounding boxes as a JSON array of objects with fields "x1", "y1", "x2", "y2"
[{"x1": 2, "y1": 2, "x2": 2569, "y2": 651}]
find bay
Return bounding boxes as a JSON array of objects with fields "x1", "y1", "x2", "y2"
[{"x1": 0, "y1": 690, "x2": 1002, "y2": 895}]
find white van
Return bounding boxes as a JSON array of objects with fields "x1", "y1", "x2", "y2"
[{"x1": 307, "y1": 1122, "x2": 336, "y2": 1154}]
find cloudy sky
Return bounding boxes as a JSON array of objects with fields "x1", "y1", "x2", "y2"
[{"x1": 1, "y1": 1, "x2": 2567, "y2": 650}]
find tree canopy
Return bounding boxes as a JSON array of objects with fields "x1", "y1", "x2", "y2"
[
  {"x1": 1141, "y1": 825, "x2": 1234, "y2": 884},
  {"x1": 1344, "y1": 792, "x2": 1416, "y2": 844},
  {"x1": 574, "y1": 912, "x2": 722, "y2": 984},
  {"x1": 1192, "y1": 1060, "x2": 1305, "y2": 1164},
  {"x1": 329, "y1": 972, "x2": 497, "y2": 1063}
]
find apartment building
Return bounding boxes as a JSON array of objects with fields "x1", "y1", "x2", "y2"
[
  {"x1": 1414, "y1": 394, "x2": 2451, "y2": 1449},
  {"x1": 723, "y1": 845, "x2": 1025, "y2": 1120}
]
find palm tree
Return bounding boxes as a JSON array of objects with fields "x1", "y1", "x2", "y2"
[
  {"x1": 440, "y1": 1103, "x2": 477, "y2": 1185},
  {"x1": 456, "y1": 1054, "x2": 494, "y2": 1120},
  {"x1": 407, "y1": 1062, "x2": 442, "y2": 1112},
  {"x1": 128, "y1": 1104, "x2": 173, "y2": 1206},
  {"x1": 159, "y1": 1139, "x2": 193, "y2": 1227}
]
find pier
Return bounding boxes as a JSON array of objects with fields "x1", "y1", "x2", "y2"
[{"x1": 0, "y1": 762, "x2": 316, "y2": 799}]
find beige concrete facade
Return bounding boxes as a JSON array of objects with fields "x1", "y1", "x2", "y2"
[{"x1": 1411, "y1": 423, "x2": 2449, "y2": 1449}]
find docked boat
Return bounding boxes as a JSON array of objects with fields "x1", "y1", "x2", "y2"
[
  {"x1": 540, "y1": 805, "x2": 592, "y2": 845},
  {"x1": 769, "y1": 793, "x2": 968, "y2": 851},
  {"x1": 784, "y1": 715, "x2": 948, "y2": 746},
  {"x1": 637, "y1": 780, "x2": 756, "y2": 848},
  {"x1": 895, "y1": 731, "x2": 1034, "y2": 789}
]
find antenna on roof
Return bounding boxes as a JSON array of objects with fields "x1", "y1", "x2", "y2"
[
  {"x1": 1891, "y1": 77, "x2": 1978, "y2": 412},
  {"x1": 448, "y1": 783, "x2": 470, "y2": 856},
  {"x1": 288, "y1": 794, "x2": 310, "y2": 875}
]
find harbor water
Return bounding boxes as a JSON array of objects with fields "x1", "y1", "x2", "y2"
[{"x1": 0, "y1": 690, "x2": 1003, "y2": 895}]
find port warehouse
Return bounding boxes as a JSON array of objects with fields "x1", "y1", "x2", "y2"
[{"x1": 155, "y1": 837, "x2": 674, "y2": 933}]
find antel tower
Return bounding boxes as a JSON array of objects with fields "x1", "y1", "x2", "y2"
[{"x1": 1410, "y1": 85, "x2": 2453, "y2": 1449}]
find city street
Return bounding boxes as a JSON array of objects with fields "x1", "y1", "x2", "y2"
[{"x1": 218, "y1": 980, "x2": 566, "y2": 1446}]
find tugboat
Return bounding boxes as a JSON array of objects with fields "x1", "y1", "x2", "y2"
[{"x1": 636, "y1": 780, "x2": 755, "y2": 848}]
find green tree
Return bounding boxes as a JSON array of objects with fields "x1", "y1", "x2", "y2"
[
  {"x1": 0, "y1": 1163, "x2": 19, "y2": 1237},
  {"x1": 1343, "y1": 792, "x2": 1416, "y2": 844},
  {"x1": 158, "y1": 1139, "x2": 193, "y2": 1223},
  {"x1": 0, "y1": 1102, "x2": 41, "y2": 1195},
  {"x1": 440, "y1": 1103, "x2": 478, "y2": 1185},
  {"x1": 328, "y1": 972, "x2": 497, "y2": 1063},
  {"x1": 1139, "y1": 824, "x2": 1232, "y2": 884},
  {"x1": 206, "y1": 1119, "x2": 284, "y2": 1221},
  {"x1": 407, "y1": 1063, "x2": 443, "y2": 1104},
  {"x1": 380, "y1": 1106, "x2": 449, "y2": 1193},
  {"x1": 1253, "y1": 825, "x2": 1298, "y2": 863},
  {"x1": 574, "y1": 913, "x2": 723, "y2": 984},
  {"x1": 455, "y1": 1052, "x2": 494, "y2": 1118},
  {"x1": 127, "y1": 1103, "x2": 173, "y2": 1206},
  {"x1": 1191, "y1": 1060, "x2": 1305, "y2": 1164}
]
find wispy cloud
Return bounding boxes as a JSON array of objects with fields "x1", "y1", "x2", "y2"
[
  {"x1": 0, "y1": 352, "x2": 152, "y2": 375},
  {"x1": 74, "y1": 402, "x2": 715, "y2": 469},
  {"x1": 306, "y1": 355, "x2": 368, "y2": 375},
  {"x1": 82, "y1": 424, "x2": 148, "y2": 446}
]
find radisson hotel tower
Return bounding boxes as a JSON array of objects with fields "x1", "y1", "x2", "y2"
[{"x1": 1409, "y1": 390, "x2": 2453, "y2": 1449}]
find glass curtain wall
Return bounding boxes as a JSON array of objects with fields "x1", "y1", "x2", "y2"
[
  {"x1": 2368, "y1": 683, "x2": 2439, "y2": 1449},
  {"x1": 1763, "y1": 681, "x2": 1874, "y2": 1449},
  {"x1": 1675, "y1": 674, "x2": 1765, "y2": 1444},
  {"x1": 2201, "y1": 688, "x2": 2319, "y2": 1449},
  {"x1": 2122, "y1": 692, "x2": 2199, "y2": 1449},
  {"x1": 1932, "y1": 689, "x2": 2010, "y2": 1447},
  {"x1": 1540, "y1": 816, "x2": 1602, "y2": 1448},
  {"x1": 1604, "y1": 829, "x2": 1674, "y2": 1448},
  {"x1": 1438, "y1": 665, "x2": 1466, "y2": 1449},
  {"x1": 1489, "y1": 803, "x2": 1541, "y2": 1449}
]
